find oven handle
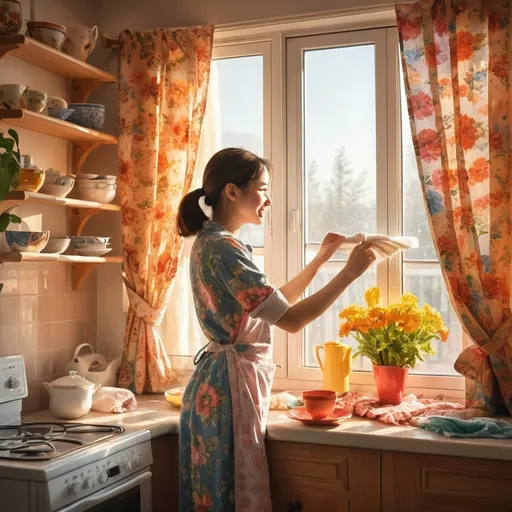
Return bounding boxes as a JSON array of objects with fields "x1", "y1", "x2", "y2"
[{"x1": 58, "y1": 470, "x2": 152, "y2": 512}]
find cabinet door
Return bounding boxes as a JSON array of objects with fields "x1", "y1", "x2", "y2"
[
  {"x1": 151, "y1": 434, "x2": 179, "y2": 512},
  {"x1": 267, "y1": 441, "x2": 380, "y2": 512},
  {"x1": 382, "y1": 450, "x2": 512, "y2": 512}
]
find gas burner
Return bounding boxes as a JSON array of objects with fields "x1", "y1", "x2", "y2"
[{"x1": 0, "y1": 423, "x2": 125, "y2": 460}]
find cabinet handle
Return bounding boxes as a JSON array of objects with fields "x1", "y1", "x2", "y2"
[{"x1": 286, "y1": 501, "x2": 302, "y2": 511}]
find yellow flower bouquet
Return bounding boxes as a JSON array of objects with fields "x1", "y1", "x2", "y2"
[{"x1": 338, "y1": 287, "x2": 449, "y2": 404}]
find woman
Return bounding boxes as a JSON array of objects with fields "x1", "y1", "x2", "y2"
[{"x1": 177, "y1": 147, "x2": 375, "y2": 511}]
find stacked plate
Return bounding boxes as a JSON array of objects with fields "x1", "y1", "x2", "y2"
[
  {"x1": 76, "y1": 174, "x2": 117, "y2": 204},
  {"x1": 71, "y1": 236, "x2": 112, "y2": 257}
]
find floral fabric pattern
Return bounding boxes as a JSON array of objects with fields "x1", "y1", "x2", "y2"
[
  {"x1": 117, "y1": 27, "x2": 214, "y2": 393},
  {"x1": 179, "y1": 221, "x2": 289, "y2": 511},
  {"x1": 396, "y1": 1, "x2": 512, "y2": 414}
]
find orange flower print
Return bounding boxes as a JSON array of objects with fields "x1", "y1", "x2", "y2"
[
  {"x1": 458, "y1": 84, "x2": 469, "y2": 97},
  {"x1": 236, "y1": 285, "x2": 272, "y2": 312},
  {"x1": 465, "y1": 252, "x2": 482, "y2": 270},
  {"x1": 434, "y1": 13, "x2": 448, "y2": 36},
  {"x1": 456, "y1": 31, "x2": 474, "y2": 61},
  {"x1": 490, "y1": 131, "x2": 503, "y2": 151},
  {"x1": 490, "y1": 192, "x2": 507, "y2": 208},
  {"x1": 411, "y1": 92, "x2": 434, "y2": 120},
  {"x1": 439, "y1": 77, "x2": 452, "y2": 98},
  {"x1": 448, "y1": 169, "x2": 459, "y2": 189},
  {"x1": 140, "y1": 76, "x2": 159, "y2": 102},
  {"x1": 457, "y1": 233, "x2": 467, "y2": 251},
  {"x1": 168, "y1": 42, "x2": 185, "y2": 64},
  {"x1": 167, "y1": 78, "x2": 190, "y2": 107},
  {"x1": 490, "y1": 54, "x2": 509, "y2": 81},
  {"x1": 453, "y1": 206, "x2": 462, "y2": 222},
  {"x1": 417, "y1": 128, "x2": 441, "y2": 163},
  {"x1": 483, "y1": 274, "x2": 509, "y2": 302},
  {"x1": 468, "y1": 157, "x2": 489, "y2": 186},
  {"x1": 437, "y1": 235, "x2": 456, "y2": 252},
  {"x1": 460, "y1": 207, "x2": 475, "y2": 229},
  {"x1": 170, "y1": 118, "x2": 190, "y2": 147},
  {"x1": 448, "y1": 275, "x2": 472, "y2": 306},
  {"x1": 122, "y1": 205, "x2": 138, "y2": 226},
  {"x1": 489, "y1": 12, "x2": 502, "y2": 33},
  {"x1": 157, "y1": 251, "x2": 171, "y2": 275},
  {"x1": 478, "y1": 103, "x2": 489, "y2": 116},
  {"x1": 473, "y1": 195, "x2": 490, "y2": 211},
  {"x1": 459, "y1": 114, "x2": 479, "y2": 150},
  {"x1": 398, "y1": 17, "x2": 422, "y2": 41}
]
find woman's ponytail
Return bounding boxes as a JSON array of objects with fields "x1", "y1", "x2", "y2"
[{"x1": 177, "y1": 188, "x2": 208, "y2": 237}]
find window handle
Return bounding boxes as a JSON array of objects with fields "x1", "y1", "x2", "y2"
[{"x1": 291, "y1": 209, "x2": 300, "y2": 233}]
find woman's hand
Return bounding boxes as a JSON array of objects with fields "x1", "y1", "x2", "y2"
[
  {"x1": 343, "y1": 241, "x2": 376, "y2": 281},
  {"x1": 315, "y1": 232, "x2": 346, "y2": 265}
]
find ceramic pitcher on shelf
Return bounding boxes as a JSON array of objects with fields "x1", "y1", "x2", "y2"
[{"x1": 315, "y1": 341, "x2": 352, "y2": 394}]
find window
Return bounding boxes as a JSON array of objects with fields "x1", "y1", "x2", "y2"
[{"x1": 166, "y1": 14, "x2": 466, "y2": 395}]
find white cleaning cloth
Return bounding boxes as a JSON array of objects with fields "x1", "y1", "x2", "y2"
[{"x1": 342, "y1": 233, "x2": 418, "y2": 261}]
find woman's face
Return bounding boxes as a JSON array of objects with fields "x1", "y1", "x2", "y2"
[{"x1": 237, "y1": 169, "x2": 271, "y2": 226}]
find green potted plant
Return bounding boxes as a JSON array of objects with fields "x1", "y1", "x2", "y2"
[
  {"x1": 0, "y1": 128, "x2": 22, "y2": 292},
  {"x1": 338, "y1": 287, "x2": 449, "y2": 405}
]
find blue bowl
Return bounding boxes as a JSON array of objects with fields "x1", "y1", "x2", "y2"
[
  {"x1": 6, "y1": 231, "x2": 50, "y2": 253},
  {"x1": 67, "y1": 103, "x2": 105, "y2": 131},
  {"x1": 48, "y1": 107, "x2": 75, "y2": 121}
]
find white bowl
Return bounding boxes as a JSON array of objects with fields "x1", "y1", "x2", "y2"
[
  {"x1": 42, "y1": 238, "x2": 71, "y2": 254},
  {"x1": 39, "y1": 181, "x2": 74, "y2": 198},
  {"x1": 78, "y1": 187, "x2": 116, "y2": 204},
  {"x1": 77, "y1": 181, "x2": 116, "y2": 189},
  {"x1": 76, "y1": 174, "x2": 117, "y2": 181},
  {"x1": 74, "y1": 247, "x2": 112, "y2": 257}
]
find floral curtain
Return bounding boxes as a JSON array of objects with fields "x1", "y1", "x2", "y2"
[
  {"x1": 396, "y1": 0, "x2": 511, "y2": 414},
  {"x1": 117, "y1": 27, "x2": 214, "y2": 393}
]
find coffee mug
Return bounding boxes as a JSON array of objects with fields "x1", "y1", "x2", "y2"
[
  {"x1": 0, "y1": 83, "x2": 28, "y2": 109},
  {"x1": 61, "y1": 25, "x2": 99, "y2": 61},
  {"x1": 47, "y1": 96, "x2": 67, "y2": 109},
  {"x1": 26, "y1": 89, "x2": 48, "y2": 113}
]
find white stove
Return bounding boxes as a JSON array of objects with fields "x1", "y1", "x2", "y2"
[{"x1": 0, "y1": 356, "x2": 153, "y2": 512}]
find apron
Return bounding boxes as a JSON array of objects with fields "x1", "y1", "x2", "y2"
[{"x1": 204, "y1": 311, "x2": 275, "y2": 511}]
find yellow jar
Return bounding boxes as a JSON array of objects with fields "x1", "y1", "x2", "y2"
[{"x1": 11, "y1": 154, "x2": 45, "y2": 193}]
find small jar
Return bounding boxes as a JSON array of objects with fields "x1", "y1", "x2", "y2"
[{"x1": 13, "y1": 154, "x2": 45, "y2": 193}]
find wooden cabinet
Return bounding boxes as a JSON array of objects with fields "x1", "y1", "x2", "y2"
[
  {"x1": 267, "y1": 440, "x2": 381, "y2": 512},
  {"x1": 381, "y1": 451, "x2": 512, "y2": 512},
  {"x1": 151, "y1": 435, "x2": 179, "y2": 512}
]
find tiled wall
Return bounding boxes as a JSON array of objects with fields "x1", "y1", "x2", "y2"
[{"x1": 0, "y1": 263, "x2": 97, "y2": 414}]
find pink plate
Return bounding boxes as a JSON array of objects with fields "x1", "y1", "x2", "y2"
[{"x1": 286, "y1": 406, "x2": 352, "y2": 426}]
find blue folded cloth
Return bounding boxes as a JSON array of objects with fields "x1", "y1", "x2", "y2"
[{"x1": 418, "y1": 416, "x2": 512, "y2": 439}]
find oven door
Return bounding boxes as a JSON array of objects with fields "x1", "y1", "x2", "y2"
[{"x1": 58, "y1": 471, "x2": 151, "y2": 512}]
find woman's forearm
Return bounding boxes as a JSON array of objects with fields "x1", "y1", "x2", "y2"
[
  {"x1": 276, "y1": 267, "x2": 355, "y2": 333},
  {"x1": 279, "y1": 257, "x2": 322, "y2": 305}
]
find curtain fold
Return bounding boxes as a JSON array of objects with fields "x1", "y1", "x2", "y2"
[
  {"x1": 117, "y1": 26, "x2": 214, "y2": 393},
  {"x1": 396, "y1": 0, "x2": 512, "y2": 414}
]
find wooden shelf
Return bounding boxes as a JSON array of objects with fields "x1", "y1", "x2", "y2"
[
  {"x1": 0, "y1": 109, "x2": 117, "y2": 143},
  {"x1": 3, "y1": 191, "x2": 120, "y2": 211},
  {"x1": 0, "y1": 35, "x2": 116, "y2": 83},
  {"x1": 0, "y1": 253, "x2": 123, "y2": 263}
]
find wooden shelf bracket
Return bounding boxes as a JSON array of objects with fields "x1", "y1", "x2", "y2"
[
  {"x1": 72, "y1": 141, "x2": 102, "y2": 174},
  {"x1": 72, "y1": 262, "x2": 97, "y2": 290},
  {"x1": 71, "y1": 207, "x2": 100, "y2": 236}
]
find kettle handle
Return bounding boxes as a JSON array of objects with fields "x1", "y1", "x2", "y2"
[
  {"x1": 73, "y1": 343, "x2": 95, "y2": 359},
  {"x1": 315, "y1": 345, "x2": 325, "y2": 371}
]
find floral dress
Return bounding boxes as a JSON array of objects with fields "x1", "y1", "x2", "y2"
[{"x1": 179, "y1": 221, "x2": 290, "y2": 512}]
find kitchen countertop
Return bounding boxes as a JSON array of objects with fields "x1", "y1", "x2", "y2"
[{"x1": 24, "y1": 394, "x2": 512, "y2": 462}]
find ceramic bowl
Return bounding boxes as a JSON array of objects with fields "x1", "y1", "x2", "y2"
[
  {"x1": 0, "y1": 83, "x2": 28, "y2": 109},
  {"x1": 302, "y1": 390, "x2": 336, "y2": 420},
  {"x1": 74, "y1": 247, "x2": 112, "y2": 257},
  {"x1": 77, "y1": 185, "x2": 116, "y2": 204},
  {"x1": 76, "y1": 174, "x2": 117, "y2": 181},
  {"x1": 6, "y1": 230, "x2": 50, "y2": 253},
  {"x1": 48, "y1": 107, "x2": 75, "y2": 121},
  {"x1": 70, "y1": 236, "x2": 110, "y2": 248},
  {"x1": 27, "y1": 21, "x2": 66, "y2": 50},
  {"x1": 67, "y1": 103, "x2": 105, "y2": 131},
  {"x1": 39, "y1": 181, "x2": 74, "y2": 198},
  {"x1": 42, "y1": 238, "x2": 70, "y2": 254},
  {"x1": 0, "y1": 0, "x2": 22, "y2": 35}
]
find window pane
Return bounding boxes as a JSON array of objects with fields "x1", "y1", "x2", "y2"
[
  {"x1": 304, "y1": 45, "x2": 377, "y2": 242},
  {"x1": 212, "y1": 56, "x2": 264, "y2": 247},
  {"x1": 400, "y1": 63, "x2": 437, "y2": 260},
  {"x1": 303, "y1": 44, "x2": 377, "y2": 367},
  {"x1": 403, "y1": 263, "x2": 462, "y2": 376}
]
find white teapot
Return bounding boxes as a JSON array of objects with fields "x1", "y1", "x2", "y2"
[{"x1": 43, "y1": 371, "x2": 99, "y2": 419}]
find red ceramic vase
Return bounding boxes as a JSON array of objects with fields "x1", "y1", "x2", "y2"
[{"x1": 372, "y1": 365, "x2": 408, "y2": 405}]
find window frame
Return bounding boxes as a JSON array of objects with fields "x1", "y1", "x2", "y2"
[{"x1": 200, "y1": 15, "x2": 470, "y2": 398}]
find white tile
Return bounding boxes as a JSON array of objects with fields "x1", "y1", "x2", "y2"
[
  {"x1": 0, "y1": 325, "x2": 18, "y2": 356},
  {"x1": 0, "y1": 265, "x2": 18, "y2": 295},
  {"x1": 18, "y1": 263, "x2": 38, "y2": 295},
  {"x1": 19, "y1": 295, "x2": 37, "y2": 324},
  {"x1": 37, "y1": 295, "x2": 53, "y2": 323},
  {"x1": 37, "y1": 323, "x2": 53, "y2": 351},
  {"x1": 54, "y1": 265, "x2": 70, "y2": 294},
  {"x1": 36, "y1": 263, "x2": 55, "y2": 295},
  {"x1": 0, "y1": 297, "x2": 18, "y2": 326},
  {"x1": 36, "y1": 350, "x2": 53, "y2": 379}
]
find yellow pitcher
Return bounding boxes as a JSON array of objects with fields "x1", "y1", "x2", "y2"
[{"x1": 315, "y1": 341, "x2": 352, "y2": 394}]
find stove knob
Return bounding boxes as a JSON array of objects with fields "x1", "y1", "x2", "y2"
[
  {"x1": 68, "y1": 482, "x2": 82, "y2": 496},
  {"x1": 98, "y1": 471, "x2": 108, "y2": 484},
  {"x1": 7, "y1": 376, "x2": 20, "y2": 389},
  {"x1": 84, "y1": 477, "x2": 95, "y2": 489},
  {"x1": 126, "y1": 461, "x2": 133, "y2": 470}
]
